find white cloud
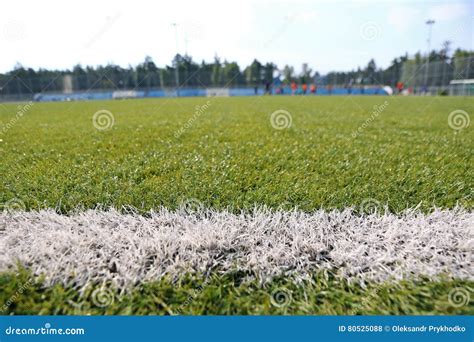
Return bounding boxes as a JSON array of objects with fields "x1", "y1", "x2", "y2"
[
  {"x1": 428, "y1": 3, "x2": 468, "y2": 22},
  {"x1": 387, "y1": 6, "x2": 421, "y2": 33}
]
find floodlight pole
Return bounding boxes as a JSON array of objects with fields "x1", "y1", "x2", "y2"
[
  {"x1": 424, "y1": 19, "x2": 435, "y2": 89},
  {"x1": 184, "y1": 33, "x2": 188, "y2": 56},
  {"x1": 172, "y1": 23, "x2": 180, "y2": 97}
]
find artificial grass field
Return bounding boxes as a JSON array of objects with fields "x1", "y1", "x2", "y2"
[
  {"x1": 0, "y1": 96, "x2": 473, "y2": 315},
  {"x1": 1, "y1": 270, "x2": 473, "y2": 315},
  {"x1": 1, "y1": 96, "x2": 472, "y2": 212}
]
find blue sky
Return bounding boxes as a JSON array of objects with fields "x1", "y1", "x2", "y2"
[{"x1": 1, "y1": 0, "x2": 472, "y2": 74}]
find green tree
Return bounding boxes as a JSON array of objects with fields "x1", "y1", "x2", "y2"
[
  {"x1": 211, "y1": 56, "x2": 222, "y2": 86},
  {"x1": 245, "y1": 59, "x2": 262, "y2": 86},
  {"x1": 282, "y1": 65, "x2": 294, "y2": 84}
]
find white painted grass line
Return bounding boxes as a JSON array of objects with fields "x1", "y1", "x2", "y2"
[{"x1": 0, "y1": 208, "x2": 473, "y2": 290}]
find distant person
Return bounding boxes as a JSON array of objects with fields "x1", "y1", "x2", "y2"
[
  {"x1": 302, "y1": 83, "x2": 307, "y2": 94},
  {"x1": 265, "y1": 82, "x2": 271, "y2": 95},
  {"x1": 254, "y1": 84, "x2": 258, "y2": 95},
  {"x1": 396, "y1": 82, "x2": 404, "y2": 94},
  {"x1": 310, "y1": 84, "x2": 316, "y2": 94},
  {"x1": 279, "y1": 85, "x2": 284, "y2": 94},
  {"x1": 291, "y1": 81, "x2": 297, "y2": 95}
]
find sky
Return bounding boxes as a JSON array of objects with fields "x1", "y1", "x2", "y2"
[{"x1": 1, "y1": 0, "x2": 472, "y2": 74}]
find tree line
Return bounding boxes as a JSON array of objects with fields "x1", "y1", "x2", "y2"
[{"x1": 0, "y1": 44, "x2": 472, "y2": 96}]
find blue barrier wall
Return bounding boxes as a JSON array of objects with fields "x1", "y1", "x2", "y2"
[
  {"x1": 229, "y1": 88, "x2": 266, "y2": 96},
  {"x1": 33, "y1": 87, "x2": 387, "y2": 102},
  {"x1": 34, "y1": 92, "x2": 113, "y2": 102}
]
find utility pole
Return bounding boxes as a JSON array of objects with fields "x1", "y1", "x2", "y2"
[
  {"x1": 424, "y1": 19, "x2": 435, "y2": 91},
  {"x1": 172, "y1": 23, "x2": 180, "y2": 97},
  {"x1": 184, "y1": 32, "x2": 189, "y2": 56}
]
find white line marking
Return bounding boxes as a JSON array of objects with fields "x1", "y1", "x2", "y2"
[{"x1": 1, "y1": 208, "x2": 472, "y2": 289}]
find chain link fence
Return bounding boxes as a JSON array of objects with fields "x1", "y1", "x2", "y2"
[
  {"x1": 399, "y1": 56, "x2": 473, "y2": 95},
  {"x1": 1, "y1": 57, "x2": 472, "y2": 101}
]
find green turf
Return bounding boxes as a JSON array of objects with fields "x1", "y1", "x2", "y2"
[
  {"x1": 1, "y1": 270, "x2": 472, "y2": 315},
  {"x1": 0, "y1": 96, "x2": 472, "y2": 315},
  {"x1": 1, "y1": 96, "x2": 472, "y2": 213}
]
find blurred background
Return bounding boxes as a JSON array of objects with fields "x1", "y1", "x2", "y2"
[{"x1": 1, "y1": 0, "x2": 473, "y2": 101}]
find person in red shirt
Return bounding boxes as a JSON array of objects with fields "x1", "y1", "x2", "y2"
[
  {"x1": 310, "y1": 84, "x2": 316, "y2": 94},
  {"x1": 302, "y1": 83, "x2": 308, "y2": 94},
  {"x1": 291, "y1": 82, "x2": 297, "y2": 95},
  {"x1": 396, "y1": 82, "x2": 404, "y2": 94}
]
